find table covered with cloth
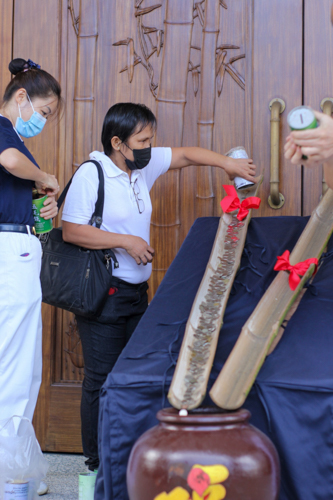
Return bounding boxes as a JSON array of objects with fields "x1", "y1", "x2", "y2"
[{"x1": 95, "y1": 216, "x2": 333, "y2": 500}]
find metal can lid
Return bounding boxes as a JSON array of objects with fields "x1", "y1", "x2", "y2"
[
  {"x1": 225, "y1": 146, "x2": 248, "y2": 160},
  {"x1": 287, "y1": 106, "x2": 316, "y2": 129}
]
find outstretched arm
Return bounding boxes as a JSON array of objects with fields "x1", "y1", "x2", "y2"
[{"x1": 169, "y1": 147, "x2": 257, "y2": 182}]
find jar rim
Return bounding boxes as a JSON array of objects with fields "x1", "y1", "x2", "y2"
[{"x1": 156, "y1": 407, "x2": 251, "y2": 426}]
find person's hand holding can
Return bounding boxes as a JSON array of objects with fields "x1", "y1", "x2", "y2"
[{"x1": 285, "y1": 110, "x2": 333, "y2": 166}]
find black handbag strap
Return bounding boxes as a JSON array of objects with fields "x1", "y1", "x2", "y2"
[{"x1": 57, "y1": 160, "x2": 105, "y2": 229}]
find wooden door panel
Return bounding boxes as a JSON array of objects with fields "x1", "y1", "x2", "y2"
[
  {"x1": 250, "y1": 0, "x2": 303, "y2": 216},
  {"x1": 0, "y1": 1, "x2": 13, "y2": 99},
  {"x1": 303, "y1": 0, "x2": 333, "y2": 215}
]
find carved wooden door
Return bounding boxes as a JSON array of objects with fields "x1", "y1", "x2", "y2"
[
  {"x1": 0, "y1": 0, "x2": 330, "y2": 452},
  {"x1": 302, "y1": 0, "x2": 333, "y2": 214}
]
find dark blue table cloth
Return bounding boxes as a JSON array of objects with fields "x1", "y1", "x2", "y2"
[{"x1": 95, "y1": 216, "x2": 333, "y2": 500}]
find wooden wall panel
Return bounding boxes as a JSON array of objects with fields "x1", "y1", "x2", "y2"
[
  {"x1": 303, "y1": 0, "x2": 333, "y2": 215},
  {"x1": 250, "y1": 0, "x2": 303, "y2": 216},
  {"x1": 0, "y1": 1, "x2": 13, "y2": 99},
  {"x1": 13, "y1": 1, "x2": 61, "y2": 177}
]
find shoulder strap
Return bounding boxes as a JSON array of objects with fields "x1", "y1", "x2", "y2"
[{"x1": 57, "y1": 159, "x2": 105, "y2": 229}]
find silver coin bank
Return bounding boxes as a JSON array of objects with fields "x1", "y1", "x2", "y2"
[{"x1": 225, "y1": 146, "x2": 255, "y2": 190}]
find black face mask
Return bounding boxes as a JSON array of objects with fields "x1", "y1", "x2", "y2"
[{"x1": 121, "y1": 144, "x2": 151, "y2": 171}]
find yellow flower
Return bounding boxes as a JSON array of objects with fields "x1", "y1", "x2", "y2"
[
  {"x1": 154, "y1": 487, "x2": 190, "y2": 500},
  {"x1": 192, "y1": 484, "x2": 227, "y2": 500}
]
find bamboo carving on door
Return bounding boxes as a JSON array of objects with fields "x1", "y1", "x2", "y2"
[
  {"x1": 63, "y1": 0, "x2": 247, "y2": 375},
  {"x1": 61, "y1": 0, "x2": 99, "y2": 377},
  {"x1": 112, "y1": 0, "x2": 246, "y2": 300}
]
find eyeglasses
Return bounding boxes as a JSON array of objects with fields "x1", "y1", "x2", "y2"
[{"x1": 131, "y1": 179, "x2": 145, "y2": 214}]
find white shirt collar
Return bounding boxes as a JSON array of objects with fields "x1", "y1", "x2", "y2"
[{"x1": 89, "y1": 150, "x2": 142, "y2": 181}]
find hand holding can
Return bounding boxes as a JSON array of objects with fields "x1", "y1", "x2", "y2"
[
  {"x1": 32, "y1": 191, "x2": 53, "y2": 234},
  {"x1": 287, "y1": 106, "x2": 318, "y2": 160},
  {"x1": 225, "y1": 146, "x2": 255, "y2": 190}
]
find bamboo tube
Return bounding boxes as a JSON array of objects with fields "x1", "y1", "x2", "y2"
[
  {"x1": 168, "y1": 176, "x2": 263, "y2": 410},
  {"x1": 196, "y1": 0, "x2": 220, "y2": 217},
  {"x1": 210, "y1": 188, "x2": 333, "y2": 410},
  {"x1": 72, "y1": 0, "x2": 98, "y2": 172},
  {"x1": 151, "y1": 0, "x2": 195, "y2": 293}
]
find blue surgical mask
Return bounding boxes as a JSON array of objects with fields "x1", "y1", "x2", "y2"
[{"x1": 15, "y1": 94, "x2": 47, "y2": 138}]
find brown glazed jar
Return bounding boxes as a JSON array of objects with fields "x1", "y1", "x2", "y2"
[{"x1": 127, "y1": 407, "x2": 280, "y2": 500}]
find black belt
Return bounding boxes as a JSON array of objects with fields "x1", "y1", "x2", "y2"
[
  {"x1": 0, "y1": 224, "x2": 36, "y2": 235},
  {"x1": 111, "y1": 276, "x2": 148, "y2": 290}
]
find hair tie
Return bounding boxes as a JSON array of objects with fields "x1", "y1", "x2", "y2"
[{"x1": 27, "y1": 59, "x2": 41, "y2": 70}]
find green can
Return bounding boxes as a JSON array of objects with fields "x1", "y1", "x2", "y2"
[
  {"x1": 32, "y1": 194, "x2": 53, "y2": 234},
  {"x1": 287, "y1": 106, "x2": 318, "y2": 160},
  {"x1": 78, "y1": 472, "x2": 96, "y2": 500}
]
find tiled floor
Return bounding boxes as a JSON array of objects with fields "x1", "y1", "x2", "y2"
[{"x1": 43, "y1": 453, "x2": 88, "y2": 500}]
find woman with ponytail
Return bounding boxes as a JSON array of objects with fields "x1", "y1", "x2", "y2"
[{"x1": 0, "y1": 58, "x2": 61, "y2": 450}]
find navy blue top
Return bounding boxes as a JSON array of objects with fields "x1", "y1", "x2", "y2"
[{"x1": 0, "y1": 115, "x2": 39, "y2": 226}]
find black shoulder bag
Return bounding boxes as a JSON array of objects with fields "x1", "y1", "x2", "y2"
[{"x1": 40, "y1": 160, "x2": 119, "y2": 318}]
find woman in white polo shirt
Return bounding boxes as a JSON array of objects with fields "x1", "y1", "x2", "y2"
[{"x1": 62, "y1": 102, "x2": 256, "y2": 471}]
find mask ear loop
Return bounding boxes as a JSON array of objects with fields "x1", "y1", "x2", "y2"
[
  {"x1": 17, "y1": 92, "x2": 35, "y2": 119},
  {"x1": 26, "y1": 93, "x2": 35, "y2": 113}
]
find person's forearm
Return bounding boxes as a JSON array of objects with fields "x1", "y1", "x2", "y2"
[
  {"x1": 323, "y1": 157, "x2": 333, "y2": 190},
  {"x1": 183, "y1": 147, "x2": 227, "y2": 168},
  {"x1": 0, "y1": 148, "x2": 48, "y2": 183},
  {"x1": 62, "y1": 221, "x2": 129, "y2": 250},
  {"x1": 169, "y1": 146, "x2": 256, "y2": 181},
  {"x1": 170, "y1": 147, "x2": 226, "y2": 169}
]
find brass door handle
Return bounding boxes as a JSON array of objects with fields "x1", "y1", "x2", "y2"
[
  {"x1": 268, "y1": 98, "x2": 286, "y2": 209},
  {"x1": 320, "y1": 98, "x2": 333, "y2": 195}
]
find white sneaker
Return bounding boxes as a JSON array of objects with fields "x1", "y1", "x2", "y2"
[{"x1": 37, "y1": 481, "x2": 48, "y2": 496}]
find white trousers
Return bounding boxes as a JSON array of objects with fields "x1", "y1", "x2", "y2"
[{"x1": 0, "y1": 231, "x2": 42, "y2": 422}]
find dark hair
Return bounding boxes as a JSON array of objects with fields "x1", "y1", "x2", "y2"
[
  {"x1": 101, "y1": 102, "x2": 157, "y2": 157},
  {"x1": 2, "y1": 58, "x2": 63, "y2": 115}
]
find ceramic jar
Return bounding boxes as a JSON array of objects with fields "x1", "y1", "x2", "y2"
[{"x1": 127, "y1": 407, "x2": 280, "y2": 500}]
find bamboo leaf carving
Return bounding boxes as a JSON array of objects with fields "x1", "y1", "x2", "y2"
[
  {"x1": 190, "y1": 4, "x2": 245, "y2": 100},
  {"x1": 68, "y1": 0, "x2": 79, "y2": 35},
  {"x1": 216, "y1": 46, "x2": 245, "y2": 95},
  {"x1": 194, "y1": 1, "x2": 205, "y2": 25},
  {"x1": 189, "y1": 61, "x2": 201, "y2": 96},
  {"x1": 65, "y1": 320, "x2": 84, "y2": 369},
  {"x1": 135, "y1": 4, "x2": 162, "y2": 17},
  {"x1": 225, "y1": 64, "x2": 245, "y2": 91},
  {"x1": 113, "y1": 1, "x2": 163, "y2": 97},
  {"x1": 157, "y1": 29, "x2": 163, "y2": 56}
]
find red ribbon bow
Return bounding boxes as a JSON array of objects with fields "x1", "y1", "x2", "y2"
[
  {"x1": 220, "y1": 185, "x2": 261, "y2": 221},
  {"x1": 274, "y1": 250, "x2": 318, "y2": 291}
]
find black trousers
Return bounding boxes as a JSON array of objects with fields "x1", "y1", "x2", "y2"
[{"x1": 76, "y1": 276, "x2": 149, "y2": 471}]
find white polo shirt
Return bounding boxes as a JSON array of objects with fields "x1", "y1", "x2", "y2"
[{"x1": 62, "y1": 148, "x2": 172, "y2": 284}]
